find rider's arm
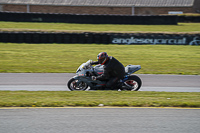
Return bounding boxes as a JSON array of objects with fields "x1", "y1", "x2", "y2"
[{"x1": 91, "y1": 61, "x2": 99, "y2": 65}]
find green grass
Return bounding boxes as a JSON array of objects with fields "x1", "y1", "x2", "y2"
[
  {"x1": 0, "y1": 43, "x2": 199, "y2": 75},
  {"x1": 0, "y1": 91, "x2": 199, "y2": 108},
  {"x1": 0, "y1": 22, "x2": 200, "y2": 33}
]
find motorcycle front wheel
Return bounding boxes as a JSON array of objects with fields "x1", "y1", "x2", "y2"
[
  {"x1": 123, "y1": 75, "x2": 142, "y2": 91},
  {"x1": 67, "y1": 78, "x2": 88, "y2": 91}
]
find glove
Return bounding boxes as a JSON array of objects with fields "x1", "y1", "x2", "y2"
[
  {"x1": 90, "y1": 60, "x2": 94, "y2": 64},
  {"x1": 91, "y1": 76, "x2": 97, "y2": 81},
  {"x1": 90, "y1": 60, "x2": 95, "y2": 65}
]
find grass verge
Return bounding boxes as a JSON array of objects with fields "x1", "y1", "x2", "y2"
[
  {"x1": 0, "y1": 43, "x2": 199, "y2": 75},
  {"x1": 0, "y1": 22, "x2": 200, "y2": 33},
  {"x1": 0, "y1": 91, "x2": 199, "y2": 108}
]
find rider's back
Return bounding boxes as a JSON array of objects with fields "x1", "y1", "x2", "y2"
[{"x1": 104, "y1": 56, "x2": 125, "y2": 79}]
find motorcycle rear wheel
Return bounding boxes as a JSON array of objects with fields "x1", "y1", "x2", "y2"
[
  {"x1": 123, "y1": 75, "x2": 142, "y2": 91},
  {"x1": 67, "y1": 78, "x2": 88, "y2": 91}
]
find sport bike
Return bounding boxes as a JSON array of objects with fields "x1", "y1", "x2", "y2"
[{"x1": 67, "y1": 60, "x2": 142, "y2": 91}]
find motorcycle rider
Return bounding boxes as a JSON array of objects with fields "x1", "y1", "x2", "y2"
[{"x1": 91, "y1": 52, "x2": 125, "y2": 90}]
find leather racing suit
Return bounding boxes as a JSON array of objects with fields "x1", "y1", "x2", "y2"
[{"x1": 91, "y1": 56, "x2": 125, "y2": 89}]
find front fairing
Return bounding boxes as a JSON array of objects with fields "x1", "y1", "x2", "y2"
[
  {"x1": 76, "y1": 61, "x2": 104, "y2": 76},
  {"x1": 74, "y1": 60, "x2": 106, "y2": 88},
  {"x1": 76, "y1": 60, "x2": 93, "y2": 75}
]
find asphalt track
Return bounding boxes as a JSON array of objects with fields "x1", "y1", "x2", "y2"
[
  {"x1": 1, "y1": 107, "x2": 200, "y2": 133},
  {"x1": 0, "y1": 73, "x2": 200, "y2": 92}
]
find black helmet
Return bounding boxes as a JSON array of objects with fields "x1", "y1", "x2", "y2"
[{"x1": 97, "y1": 52, "x2": 108, "y2": 65}]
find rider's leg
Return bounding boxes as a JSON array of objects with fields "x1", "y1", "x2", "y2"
[{"x1": 106, "y1": 77, "x2": 119, "y2": 90}]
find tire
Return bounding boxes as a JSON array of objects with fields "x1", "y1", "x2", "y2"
[
  {"x1": 123, "y1": 75, "x2": 142, "y2": 91},
  {"x1": 67, "y1": 78, "x2": 88, "y2": 91}
]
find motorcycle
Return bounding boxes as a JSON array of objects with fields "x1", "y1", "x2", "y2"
[{"x1": 67, "y1": 60, "x2": 142, "y2": 91}]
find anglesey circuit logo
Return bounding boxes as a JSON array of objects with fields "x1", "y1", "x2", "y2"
[{"x1": 189, "y1": 37, "x2": 200, "y2": 45}]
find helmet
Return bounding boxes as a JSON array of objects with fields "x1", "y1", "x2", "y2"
[{"x1": 97, "y1": 52, "x2": 108, "y2": 65}]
